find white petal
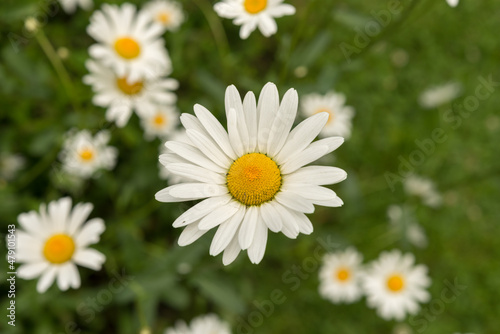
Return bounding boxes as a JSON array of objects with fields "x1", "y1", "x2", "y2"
[
  {"x1": 247, "y1": 218, "x2": 268, "y2": 264},
  {"x1": 67, "y1": 202, "x2": 94, "y2": 235},
  {"x1": 238, "y1": 206, "x2": 258, "y2": 250},
  {"x1": 17, "y1": 211, "x2": 45, "y2": 238},
  {"x1": 267, "y1": 88, "x2": 298, "y2": 156},
  {"x1": 178, "y1": 222, "x2": 208, "y2": 246},
  {"x1": 227, "y1": 108, "x2": 245, "y2": 157},
  {"x1": 273, "y1": 203, "x2": 299, "y2": 239},
  {"x1": 73, "y1": 248, "x2": 106, "y2": 270},
  {"x1": 284, "y1": 166, "x2": 347, "y2": 185},
  {"x1": 210, "y1": 205, "x2": 246, "y2": 256},
  {"x1": 75, "y1": 218, "x2": 105, "y2": 247},
  {"x1": 222, "y1": 233, "x2": 241, "y2": 265},
  {"x1": 172, "y1": 195, "x2": 232, "y2": 227},
  {"x1": 243, "y1": 91, "x2": 258, "y2": 152},
  {"x1": 17, "y1": 262, "x2": 49, "y2": 279},
  {"x1": 259, "y1": 202, "x2": 282, "y2": 233},
  {"x1": 56, "y1": 262, "x2": 73, "y2": 291},
  {"x1": 274, "y1": 191, "x2": 315, "y2": 214},
  {"x1": 257, "y1": 83, "x2": 280, "y2": 152},
  {"x1": 289, "y1": 210, "x2": 314, "y2": 235},
  {"x1": 37, "y1": 266, "x2": 58, "y2": 293},
  {"x1": 48, "y1": 197, "x2": 72, "y2": 233},
  {"x1": 186, "y1": 129, "x2": 232, "y2": 168},
  {"x1": 168, "y1": 183, "x2": 228, "y2": 199},
  {"x1": 198, "y1": 201, "x2": 241, "y2": 230},
  {"x1": 165, "y1": 141, "x2": 226, "y2": 173},
  {"x1": 166, "y1": 163, "x2": 226, "y2": 184}
]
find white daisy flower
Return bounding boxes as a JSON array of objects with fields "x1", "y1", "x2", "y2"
[
  {"x1": 418, "y1": 82, "x2": 462, "y2": 109},
  {"x1": 446, "y1": 0, "x2": 459, "y2": 7},
  {"x1": 59, "y1": 0, "x2": 93, "y2": 14},
  {"x1": 140, "y1": 105, "x2": 180, "y2": 140},
  {"x1": 155, "y1": 82, "x2": 347, "y2": 265},
  {"x1": 404, "y1": 175, "x2": 442, "y2": 208},
  {"x1": 83, "y1": 59, "x2": 178, "y2": 127},
  {"x1": 87, "y1": 3, "x2": 171, "y2": 82},
  {"x1": 59, "y1": 129, "x2": 117, "y2": 179},
  {"x1": 387, "y1": 205, "x2": 428, "y2": 249},
  {"x1": 165, "y1": 314, "x2": 231, "y2": 334},
  {"x1": 16, "y1": 197, "x2": 106, "y2": 293},
  {"x1": 143, "y1": 0, "x2": 185, "y2": 32},
  {"x1": 301, "y1": 91, "x2": 355, "y2": 139},
  {"x1": 0, "y1": 153, "x2": 25, "y2": 181},
  {"x1": 318, "y1": 247, "x2": 364, "y2": 304},
  {"x1": 362, "y1": 250, "x2": 431, "y2": 321},
  {"x1": 214, "y1": 0, "x2": 295, "y2": 39}
]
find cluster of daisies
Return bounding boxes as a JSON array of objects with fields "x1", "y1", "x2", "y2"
[{"x1": 319, "y1": 248, "x2": 431, "y2": 321}]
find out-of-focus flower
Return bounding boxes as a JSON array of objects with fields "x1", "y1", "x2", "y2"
[
  {"x1": 418, "y1": 82, "x2": 461, "y2": 109},
  {"x1": 404, "y1": 175, "x2": 442, "y2": 208},
  {"x1": 214, "y1": 0, "x2": 295, "y2": 39},
  {"x1": 87, "y1": 3, "x2": 170, "y2": 82},
  {"x1": 362, "y1": 250, "x2": 431, "y2": 321},
  {"x1": 24, "y1": 17, "x2": 40, "y2": 33},
  {"x1": 301, "y1": 91, "x2": 355, "y2": 139},
  {"x1": 59, "y1": 0, "x2": 93, "y2": 14},
  {"x1": 165, "y1": 314, "x2": 231, "y2": 334},
  {"x1": 446, "y1": 0, "x2": 459, "y2": 7},
  {"x1": 143, "y1": 0, "x2": 184, "y2": 32},
  {"x1": 156, "y1": 83, "x2": 346, "y2": 265},
  {"x1": 59, "y1": 129, "x2": 117, "y2": 179},
  {"x1": 319, "y1": 247, "x2": 364, "y2": 304},
  {"x1": 16, "y1": 197, "x2": 106, "y2": 293},
  {"x1": 387, "y1": 205, "x2": 428, "y2": 248},
  {"x1": 140, "y1": 106, "x2": 180, "y2": 140},
  {"x1": 83, "y1": 59, "x2": 178, "y2": 127},
  {"x1": 0, "y1": 153, "x2": 25, "y2": 181}
]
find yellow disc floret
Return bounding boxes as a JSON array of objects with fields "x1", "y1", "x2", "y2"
[
  {"x1": 227, "y1": 153, "x2": 281, "y2": 206},
  {"x1": 153, "y1": 114, "x2": 166, "y2": 127},
  {"x1": 114, "y1": 37, "x2": 141, "y2": 59},
  {"x1": 244, "y1": 0, "x2": 267, "y2": 14},
  {"x1": 157, "y1": 12, "x2": 171, "y2": 24},
  {"x1": 315, "y1": 108, "x2": 334, "y2": 124},
  {"x1": 79, "y1": 148, "x2": 94, "y2": 162},
  {"x1": 387, "y1": 274, "x2": 405, "y2": 292},
  {"x1": 336, "y1": 268, "x2": 351, "y2": 282},
  {"x1": 43, "y1": 234, "x2": 75, "y2": 264},
  {"x1": 116, "y1": 77, "x2": 143, "y2": 95}
]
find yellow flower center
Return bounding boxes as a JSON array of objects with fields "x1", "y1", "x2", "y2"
[
  {"x1": 336, "y1": 268, "x2": 351, "y2": 282},
  {"x1": 79, "y1": 148, "x2": 94, "y2": 162},
  {"x1": 315, "y1": 108, "x2": 334, "y2": 124},
  {"x1": 387, "y1": 274, "x2": 405, "y2": 292},
  {"x1": 157, "y1": 12, "x2": 171, "y2": 24},
  {"x1": 227, "y1": 153, "x2": 281, "y2": 206},
  {"x1": 244, "y1": 0, "x2": 267, "y2": 14},
  {"x1": 153, "y1": 114, "x2": 166, "y2": 127},
  {"x1": 114, "y1": 37, "x2": 141, "y2": 59},
  {"x1": 43, "y1": 234, "x2": 75, "y2": 264},
  {"x1": 116, "y1": 77, "x2": 143, "y2": 95}
]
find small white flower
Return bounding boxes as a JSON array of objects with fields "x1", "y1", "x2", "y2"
[
  {"x1": 156, "y1": 82, "x2": 347, "y2": 265},
  {"x1": 214, "y1": 0, "x2": 295, "y2": 39},
  {"x1": 16, "y1": 197, "x2": 106, "y2": 293},
  {"x1": 143, "y1": 0, "x2": 185, "y2": 32},
  {"x1": 87, "y1": 3, "x2": 171, "y2": 82},
  {"x1": 387, "y1": 205, "x2": 428, "y2": 249},
  {"x1": 140, "y1": 106, "x2": 180, "y2": 140},
  {"x1": 318, "y1": 247, "x2": 364, "y2": 304},
  {"x1": 59, "y1": 129, "x2": 117, "y2": 179},
  {"x1": 165, "y1": 314, "x2": 231, "y2": 334},
  {"x1": 446, "y1": 0, "x2": 459, "y2": 7},
  {"x1": 301, "y1": 91, "x2": 355, "y2": 139},
  {"x1": 362, "y1": 250, "x2": 431, "y2": 321},
  {"x1": 0, "y1": 153, "x2": 25, "y2": 181},
  {"x1": 59, "y1": 0, "x2": 93, "y2": 14},
  {"x1": 418, "y1": 82, "x2": 461, "y2": 109},
  {"x1": 404, "y1": 175, "x2": 442, "y2": 208},
  {"x1": 83, "y1": 59, "x2": 178, "y2": 127}
]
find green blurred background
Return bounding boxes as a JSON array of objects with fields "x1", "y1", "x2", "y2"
[{"x1": 1, "y1": 0, "x2": 499, "y2": 333}]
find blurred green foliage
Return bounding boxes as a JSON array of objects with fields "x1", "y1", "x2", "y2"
[{"x1": 1, "y1": 0, "x2": 499, "y2": 333}]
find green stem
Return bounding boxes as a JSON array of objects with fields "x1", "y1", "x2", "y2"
[
  {"x1": 130, "y1": 282, "x2": 149, "y2": 332},
  {"x1": 193, "y1": 0, "x2": 230, "y2": 61},
  {"x1": 35, "y1": 28, "x2": 79, "y2": 111}
]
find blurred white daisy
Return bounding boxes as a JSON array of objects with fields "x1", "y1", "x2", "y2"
[
  {"x1": 155, "y1": 82, "x2": 347, "y2": 265},
  {"x1": 404, "y1": 175, "x2": 442, "y2": 208},
  {"x1": 84, "y1": 59, "x2": 178, "y2": 127},
  {"x1": 143, "y1": 0, "x2": 185, "y2": 32},
  {"x1": 59, "y1": 129, "x2": 117, "y2": 179},
  {"x1": 59, "y1": 0, "x2": 93, "y2": 14},
  {"x1": 387, "y1": 205, "x2": 428, "y2": 248},
  {"x1": 87, "y1": 3, "x2": 171, "y2": 82},
  {"x1": 418, "y1": 82, "x2": 461, "y2": 109},
  {"x1": 16, "y1": 197, "x2": 106, "y2": 293},
  {"x1": 0, "y1": 153, "x2": 25, "y2": 181},
  {"x1": 362, "y1": 250, "x2": 431, "y2": 321},
  {"x1": 165, "y1": 314, "x2": 231, "y2": 334},
  {"x1": 301, "y1": 91, "x2": 355, "y2": 139},
  {"x1": 214, "y1": 0, "x2": 295, "y2": 39},
  {"x1": 318, "y1": 247, "x2": 364, "y2": 304},
  {"x1": 140, "y1": 106, "x2": 180, "y2": 140},
  {"x1": 446, "y1": 0, "x2": 459, "y2": 7}
]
